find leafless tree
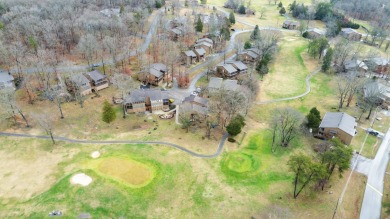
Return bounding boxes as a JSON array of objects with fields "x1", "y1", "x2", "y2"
[
  {"x1": 33, "y1": 112, "x2": 55, "y2": 144},
  {"x1": 111, "y1": 73, "x2": 138, "y2": 118},
  {"x1": 0, "y1": 88, "x2": 30, "y2": 127}
]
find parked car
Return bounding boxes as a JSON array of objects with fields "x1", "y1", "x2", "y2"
[{"x1": 367, "y1": 128, "x2": 379, "y2": 136}]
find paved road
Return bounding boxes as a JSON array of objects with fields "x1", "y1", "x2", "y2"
[
  {"x1": 256, "y1": 69, "x2": 320, "y2": 104},
  {"x1": 0, "y1": 132, "x2": 229, "y2": 158},
  {"x1": 360, "y1": 128, "x2": 390, "y2": 219}
]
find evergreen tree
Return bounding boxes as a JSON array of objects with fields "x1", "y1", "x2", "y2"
[
  {"x1": 244, "y1": 41, "x2": 252, "y2": 49},
  {"x1": 229, "y1": 12, "x2": 236, "y2": 24},
  {"x1": 279, "y1": 7, "x2": 286, "y2": 15},
  {"x1": 278, "y1": 2, "x2": 283, "y2": 8},
  {"x1": 195, "y1": 16, "x2": 203, "y2": 32},
  {"x1": 201, "y1": 0, "x2": 207, "y2": 4},
  {"x1": 238, "y1": 5, "x2": 246, "y2": 14},
  {"x1": 155, "y1": 0, "x2": 162, "y2": 8},
  {"x1": 226, "y1": 115, "x2": 246, "y2": 136},
  {"x1": 306, "y1": 107, "x2": 321, "y2": 129},
  {"x1": 250, "y1": 25, "x2": 260, "y2": 40},
  {"x1": 102, "y1": 100, "x2": 116, "y2": 124},
  {"x1": 321, "y1": 47, "x2": 333, "y2": 72}
]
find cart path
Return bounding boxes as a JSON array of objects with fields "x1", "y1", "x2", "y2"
[
  {"x1": 256, "y1": 69, "x2": 320, "y2": 104},
  {"x1": 0, "y1": 132, "x2": 229, "y2": 159}
]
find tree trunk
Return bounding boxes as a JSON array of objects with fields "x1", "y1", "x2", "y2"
[
  {"x1": 18, "y1": 109, "x2": 30, "y2": 128},
  {"x1": 49, "y1": 130, "x2": 56, "y2": 144},
  {"x1": 57, "y1": 101, "x2": 64, "y2": 119},
  {"x1": 366, "y1": 105, "x2": 374, "y2": 120},
  {"x1": 293, "y1": 171, "x2": 299, "y2": 198}
]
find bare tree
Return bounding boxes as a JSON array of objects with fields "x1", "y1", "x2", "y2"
[
  {"x1": 111, "y1": 73, "x2": 138, "y2": 118},
  {"x1": 44, "y1": 87, "x2": 71, "y2": 119},
  {"x1": 271, "y1": 107, "x2": 304, "y2": 152},
  {"x1": 33, "y1": 113, "x2": 55, "y2": 144},
  {"x1": 0, "y1": 88, "x2": 30, "y2": 127},
  {"x1": 363, "y1": 81, "x2": 385, "y2": 120}
]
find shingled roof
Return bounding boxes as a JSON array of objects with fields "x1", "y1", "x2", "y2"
[
  {"x1": 84, "y1": 70, "x2": 106, "y2": 82},
  {"x1": 319, "y1": 112, "x2": 357, "y2": 136}
]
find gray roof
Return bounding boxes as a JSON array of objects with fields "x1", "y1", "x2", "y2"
[
  {"x1": 368, "y1": 57, "x2": 389, "y2": 66},
  {"x1": 70, "y1": 73, "x2": 90, "y2": 85},
  {"x1": 196, "y1": 38, "x2": 213, "y2": 45},
  {"x1": 341, "y1": 28, "x2": 358, "y2": 34},
  {"x1": 247, "y1": 48, "x2": 261, "y2": 55},
  {"x1": 364, "y1": 81, "x2": 390, "y2": 100},
  {"x1": 125, "y1": 89, "x2": 168, "y2": 103},
  {"x1": 183, "y1": 95, "x2": 208, "y2": 106},
  {"x1": 208, "y1": 77, "x2": 223, "y2": 89},
  {"x1": 344, "y1": 59, "x2": 368, "y2": 71},
  {"x1": 84, "y1": 70, "x2": 106, "y2": 82},
  {"x1": 0, "y1": 72, "x2": 14, "y2": 82},
  {"x1": 184, "y1": 50, "x2": 197, "y2": 57},
  {"x1": 149, "y1": 68, "x2": 163, "y2": 78},
  {"x1": 228, "y1": 61, "x2": 247, "y2": 71},
  {"x1": 218, "y1": 64, "x2": 238, "y2": 74},
  {"x1": 319, "y1": 112, "x2": 357, "y2": 136},
  {"x1": 283, "y1": 20, "x2": 299, "y2": 26},
  {"x1": 306, "y1": 28, "x2": 325, "y2": 35},
  {"x1": 223, "y1": 79, "x2": 238, "y2": 91},
  {"x1": 194, "y1": 48, "x2": 206, "y2": 56},
  {"x1": 181, "y1": 101, "x2": 208, "y2": 115},
  {"x1": 171, "y1": 28, "x2": 182, "y2": 35},
  {"x1": 194, "y1": 41, "x2": 213, "y2": 48},
  {"x1": 151, "y1": 63, "x2": 167, "y2": 72}
]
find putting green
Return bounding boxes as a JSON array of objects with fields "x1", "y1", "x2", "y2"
[
  {"x1": 223, "y1": 153, "x2": 259, "y2": 174},
  {"x1": 97, "y1": 157, "x2": 156, "y2": 188}
]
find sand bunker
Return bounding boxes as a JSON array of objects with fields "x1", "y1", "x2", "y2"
[
  {"x1": 91, "y1": 151, "x2": 101, "y2": 159},
  {"x1": 71, "y1": 173, "x2": 92, "y2": 186}
]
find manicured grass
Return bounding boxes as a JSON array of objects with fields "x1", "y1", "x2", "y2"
[{"x1": 96, "y1": 157, "x2": 156, "y2": 188}]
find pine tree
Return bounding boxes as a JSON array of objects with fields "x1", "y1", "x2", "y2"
[
  {"x1": 250, "y1": 25, "x2": 260, "y2": 40},
  {"x1": 244, "y1": 41, "x2": 252, "y2": 49},
  {"x1": 195, "y1": 16, "x2": 203, "y2": 32},
  {"x1": 229, "y1": 12, "x2": 236, "y2": 24},
  {"x1": 321, "y1": 47, "x2": 333, "y2": 72},
  {"x1": 102, "y1": 100, "x2": 116, "y2": 124},
  {"x1": 238, "y1": 5, "x2": 246, "y2": 14},
  {"x1": 278, "y1": 2, "x2": 283, "y2": 8},
  {"x1": 279, "y1": 7, "x2": 286, "y2": 15}
]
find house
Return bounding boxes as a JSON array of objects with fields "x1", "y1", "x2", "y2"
[
  {"x1": 169, "y1": 28, "x2": 183, "y2": 41},
  {"x1": 194, "y1": 48, "x2": 206, "y2": 62},
  {"x1": 304, "y1": 28, "x2": 325, "y2": 39},
  {"x1": 67, "y1": 73, "x2": 92, "y2": 96},
  {"x1": 83, "y1": 70, "x2": 109, "y2": 92},
  {"x1": 318, "y1": 112, "x2": 357, "y2": 145},
  {"x1": 363, "y1": 81, "x2": 390, "y2": 108},
  {"x1": 227, "y1": 61, "x2": 248, "y2": 74},
  {"x1": 123, "y1": 89, "x2": 170, "y2": 113},
  {"x1": 207, "y1": 77, "x2": 238, "y2": 92},
  {"x1": 100, "y1": 8, "x2": 120, "y2": 17},
  {"x1": 365, "y1": 58, "x2": 389, "y2": 74},
  {"x1": 183, "y1": 50, "x2": 197, "y2": 65},
  {"x1": 0, "y1": 72, "x2": 15, "y2": 90},
  {"x1": 340, "y1": 28, "x2": 362, "y2": 41},
  {"x1": 217, "y1": 63, "x2": 238, "y2": 77},
  {"x1": 282, "y1": 20, "x2": 300, "y2": 30},
  {"x1": 194, "y1": 41, "x2": 213, "y2": 55},
  {"x1": 181, "y1": 95, "x2": 208, "y2": 115},
  {"x1": 344, "y1": 59, "x2": 368, "y2": 73},
  {"x1": 148, "y1": 63, "x2": 167, "y2": 86},
  {"x1": 196, "y1": 38, "x2": 213, "y2": 46},
  {"x1": 207, "y1": 77, "x2": 223, "y2": 92},
  {"x1": 238, "y1": 48, "x2": 261, "y2": 63}
]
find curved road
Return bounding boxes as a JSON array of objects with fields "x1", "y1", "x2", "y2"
[{"x1": 0, "y1": 132, "x2": 229, "y2": 158}]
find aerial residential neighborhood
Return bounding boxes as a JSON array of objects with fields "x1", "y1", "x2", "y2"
[{"x1": 0, "y1": 0, "x2": 389, "y2": 218}]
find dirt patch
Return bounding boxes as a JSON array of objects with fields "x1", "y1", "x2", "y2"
[{"x1": 0, "y1": 150, "x2": 63, "y2": 201}]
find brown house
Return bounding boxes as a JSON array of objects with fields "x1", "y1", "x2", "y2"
[
  {"x1": 318, "y1": 112, "x2": 357, "y2": 145},
  {"x1": 83, "y1": 70, "x2": 109, "y2": 92},
  {"x1": 67, "y1": 73, "x2": 92, "y2": 96},
  {"x1": 282, "y1": 20, "x2": 300, "y2": 30},
  {"x1": 217, "y1": 63, "x2": 238, "y2": 78},
  {"x1": 228, "y1": 61, "x2": 248, "y2": 74},
  {"x1": 341, "y1": 28, "x2": 362, "y2": 41},
  {"x1": 183, "y1": 50, "x2": 197, "y2": 65},
  {"x1": 123, "y1": 89, "x2": 169, "y2": 114},
  {"x1": 304, "y1": 28, "x2": 325, "y2": 39},
  {"x1": 194, "y1": 41, "x2": 213, "y2": 55},
  {"x1": 194, "y1": 48, "x2": 206, "y2": 62},
  {"x1": 148, "y1": 63, "x2": 167, "y2": 86},
  {"x1": 366, "y1": 58, "x2": 389, "y2": 74}
]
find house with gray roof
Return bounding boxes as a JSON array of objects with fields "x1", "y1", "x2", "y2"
[
  {"x1": 123, "y1": 89, "x2": 169, "y2": 113},
  {"x1": 304, "y1": 28, "x2": 325, "y2": 39},
  {"x1": 363, "y1": 81, "x2": 390, "y2": 108},
  {"x1": 282, "y1": 20, "x2": 300, "y2": 30},
  {"x1": 318, "y1": 112, "x2": 357, "y2": 145},
  {"x1": 194, "y1": 48, "x2": 206, "y2": 61},
  {"x1": 181, "y1": 95, "x2": 208, "y2": 115},
  {"x1": 0, "y1": 72, "x2": 15, "y2": 90},
  {"x1": 194, "y1": 41, "x2": 213, "y2": 54},
  {"x1": 238, "y1": 50, "x2": 259, "y2": 63},
  {"x1": 148, "y1": 63, "x2": 167, "y2": 86},
  {"x1": 344, "y1": 59, "x2": 368, "y2": 73},
  {"x1": 217, "y1": 63, "x2": 238, "y2": 77},
  {"x1": 365, "y1": 57, "x2": 389, "y2": 74},
  {"x1": 341, "y1": 28, "x2": 362, "y2": 41},
  {"x1": 183, "y1": 50, "x2": 197, "y2": 65},
  {"x1": 208, "y1": 77, "x2": 238, "y2": 92},
  {"x1": 83, "y1": 70, "x2": 108, "y2": 91},
  {"x1": 208, "y1": 77, "x2": 223, "y2": 92},
  {"x1": 67, "y1": 73, "x2": 92, "y2": 96},
  {"x1": 227, "y1": 61, "x2": 248, "y2": 73}
]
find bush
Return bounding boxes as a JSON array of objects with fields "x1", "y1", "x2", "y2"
[
  {"x1": 302, "y1": 31, "x2": 309, "y2": 38},
  {"x1": 244, "y1": 41, "x2": 252, "y2": 49},
  {"x1": 238, "y1": 5, "x2": 246, "y2": 14},
  {"x1": 340, "y1": 21, "x2": 360, "y2": 29},
  {"x1": 228, "y1": 137, "x2": 236, "y2": 142}
]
